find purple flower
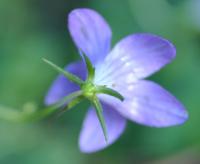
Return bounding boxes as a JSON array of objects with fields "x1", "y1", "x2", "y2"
[{"x1": 45, "y1": 8, "x2": 188, "y2": 153}]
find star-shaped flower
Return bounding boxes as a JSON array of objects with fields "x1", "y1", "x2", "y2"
[{"x1": 45, "y1": 8, "x2": 188, "y2": 153}]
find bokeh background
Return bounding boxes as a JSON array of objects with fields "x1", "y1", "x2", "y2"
[{"x1": 0, "y1": 0, "x2": 200, "y2": 163}]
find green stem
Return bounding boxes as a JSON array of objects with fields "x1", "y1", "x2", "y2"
[
  {"x1": 50, "y1": 90, "x2": 83, "y2": 110},
  {"x1": 0, "y1": 105, "x2": 24, "y2": 122},
  {"x1": 24, "y1": 90, "x2": 83, "y2": 122},
  {"x1": 0, "y1": 91, "x2": 83, "y2": 123},
  {"x1": 56, "y1": 96, "x2": 84, "y2": 118}
]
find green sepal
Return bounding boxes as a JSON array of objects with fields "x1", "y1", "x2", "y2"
[
  {"x1": 92, "y1": 97, "x2": 108, "y2": 142},
  {"x1": 82, "y1": 53, "x2": 95, "y2": 81},
  {"x1": 43, "y1": 58, "x2": 84, "y2": 86},
  {"x1": 96, "y1": 86, "x2": 124, "y2": 101}
]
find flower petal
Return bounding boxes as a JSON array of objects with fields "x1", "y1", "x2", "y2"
[
  {"x1": 95, "y1": 33, "x2": 176, "y2": 85},
  {"x1": 99, "y1": 80, "x2": 188, "y2": 127},
  {"x1": 79, "y1": 103, "x2": 126, "y2": 153},
  {"x1": 68, "y1": 8, "x2": 112, "y2": 64},
  {"x1": 45, "y1": 61, "x2": 86, "y2": 105}
]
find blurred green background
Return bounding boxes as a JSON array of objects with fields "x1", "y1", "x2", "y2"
[{"x1": 0, "y1": 0, "x2": 200, "y2": 163}]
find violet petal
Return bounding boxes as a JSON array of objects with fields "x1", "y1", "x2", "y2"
[
  {"x1": 97, "y1": 33, "x2": 176, "y2": 81},
  {"x1": 45, "y1": 61, "x2": 86, "y2": 105},
  {"x1": 68, "y1": 8, "x2": 112, "y2": 64},
  {"x1": 100, "y1": 80, "x2": 188, "y2": 127},
  {"x1": 79, "y1": 103, "x2": 126, "y2": 153}
]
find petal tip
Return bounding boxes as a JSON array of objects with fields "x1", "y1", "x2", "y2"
[
  {"x1": 67, "y1": 8, "x2": 112, "y2": 65},
  {"x1": 141, "y1": 33, "x2": 176, "y2": 57},
  {"x1": 78, "y1": 139, "x2": 107, "y2": 154},
  {"x1": 168, "y1": 103, "x2": 189, "y2": 127},
  {"x1": 154, "y1": 106, "x2": 189, "y2": 128},
  {"x1": 44, "y1": 97, "x2": 52, "y2": 106},
  {"x1": 78, "y1": 106, "x2": 126, "y2": 153},
  {"x1": 178, "y1": 108, "x2": 189, "y2": 124},
  {"x1": 163, "y1": 36, "x2": 176, "y2": 61},
  {"x1": 144, "y1": 33, "x2": 177, "y2": 61}
]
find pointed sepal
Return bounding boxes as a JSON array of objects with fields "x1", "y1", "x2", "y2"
[
  {"x1": 81, "y1": 53, "x2": 95, "y2": 81},
  {"x1": 96, "y1": 86, "x2": 124, "y2": 101},
  {"x1": 43, "y1": 58, "x2": 84, "y2": 86},
  {"x1": 92, "y1": 97, "x2": 108, "y2": 142}
]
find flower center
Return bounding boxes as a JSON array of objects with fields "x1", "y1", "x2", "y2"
[{"x1": 81, "y1": 81, "x2": 97, "y2": 100}]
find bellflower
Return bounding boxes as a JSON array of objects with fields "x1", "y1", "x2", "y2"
[{"x1": 45, "y1": 8, "x2": 188, "y2": 153}]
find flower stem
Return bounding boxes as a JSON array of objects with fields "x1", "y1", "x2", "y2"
[
  {"x1": 0, "y1": 91, "x2": 83, "y2": 123},
  {"x1": 56, "y1": 96, "x2": 84, "y2": 118},
  {"x1": 24, "y1": 90, "x2": 83, "y2": 122}
]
